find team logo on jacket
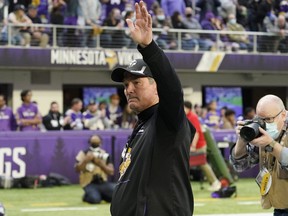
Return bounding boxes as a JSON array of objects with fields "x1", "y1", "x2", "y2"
[{"x1": 119, "y1": 146, "x2": 132, "y2": 180}]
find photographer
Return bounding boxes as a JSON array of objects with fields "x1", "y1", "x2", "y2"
[
  {"x1": 230, "y1": 94, "x2": 288, "y2": 215},
  {"x1": 75, "y1": 135, "x2": 115, "y2": 204}
]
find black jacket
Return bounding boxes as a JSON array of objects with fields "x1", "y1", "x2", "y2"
[
  {"x1": 43, "y1": 111, "x2": 63, "y2": 131},
  {"x1": 110, "y1": 41, "x2": 195, "y2": 216}
]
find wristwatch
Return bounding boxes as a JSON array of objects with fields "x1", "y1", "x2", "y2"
[{"x1": 265, "y1": 140, "x2": 277, "y2": 152}]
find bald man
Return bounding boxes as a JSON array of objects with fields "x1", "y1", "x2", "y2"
[{"x1": 230, "y1": 94, "x2": 288, "y2": 215}]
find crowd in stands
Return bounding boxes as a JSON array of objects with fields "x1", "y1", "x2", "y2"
[
  {"x1": 0, "y1": 89, "x2": 255, "y2": 132},
  {"x1": 0, "y1": 0, "x2": 288, "y2": 52}
]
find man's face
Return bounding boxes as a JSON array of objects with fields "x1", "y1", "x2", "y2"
[
  {"x1": 0, "y1": 96, "x2": 5, "y2": 108},
  {"x1": 257, "y1": 106, "x2": 285, "y2": 131},
  {"x1": 50, "y1": 103, "x2": 59, "y2": 113},
  {"x1": 28, "y1": 8, "x2": 37, "y2": 18},
  {"x1": 88, "y1": 104, "x2": 97, "y2": 113},
  {"x1": 73, "y1": 101, "x2": 83, "y2": 112},
  {"x1": 123, "y1": 74, "x2": 158, "y2": 114}
]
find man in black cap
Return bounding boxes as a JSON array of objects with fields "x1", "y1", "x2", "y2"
[{"x1": 110, "y1": 1, "x2": 195, "y2": 216}]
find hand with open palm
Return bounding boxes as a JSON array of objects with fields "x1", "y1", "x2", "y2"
[{"x1": 126, "y1": 1, "x2": 153, "y2": 48}]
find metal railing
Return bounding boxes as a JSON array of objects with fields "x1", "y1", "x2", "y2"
[{"x1": 0, "y1": 23, "x2": 286, "y2": 53}]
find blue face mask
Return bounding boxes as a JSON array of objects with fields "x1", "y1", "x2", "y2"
[
  {"x1": 266, "y1": 122, "x2": 280, "y2": 139},
  {"x1": 157, "y1": 15, "x2": 165, "y2": 21},
  {"x1": 229, "y1": 19, "x2": 237, "y2": 25}
]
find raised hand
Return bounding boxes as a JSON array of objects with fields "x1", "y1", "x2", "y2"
[{"x1": 126, "y1": 1, "x2": 153, "y2": 48}]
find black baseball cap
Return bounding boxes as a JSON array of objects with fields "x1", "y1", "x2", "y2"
[
  {"x1": 14, "y1": 4, "x2": 25, "y2": 11},
  {"x1": 111, "y1": 59, "x2": 153, "y2": 82}
]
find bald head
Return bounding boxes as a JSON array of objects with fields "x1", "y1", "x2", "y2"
[{"x1": 256, "y1": 95, "x2": 285, "y2": 117}]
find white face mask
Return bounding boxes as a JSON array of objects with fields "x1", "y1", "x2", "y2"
[{"x1": 266, "y1": 122, "x2": 280, "y2": 139}]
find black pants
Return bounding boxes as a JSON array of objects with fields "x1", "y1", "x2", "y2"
[{"x1": 274, "y1": 209, "x2": 288, "y2": 216}]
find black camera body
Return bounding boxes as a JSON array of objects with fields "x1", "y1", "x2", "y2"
[{"x1": 240, "y1": 117, "x2": 266, "y2": 142}]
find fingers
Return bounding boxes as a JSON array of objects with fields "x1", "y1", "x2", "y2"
[
  {"x1": 147, "y1": 13, "x2": 152, "y2": 28},
  {"x1": 135, "y1": 2, "x2": 141, "y2": 20},
  {"x1": 141, "y1": 2, "x2": 149, "y2": 19},
  {"x1": 126, "y1": 18, "x2": 134, "y2": 31}
]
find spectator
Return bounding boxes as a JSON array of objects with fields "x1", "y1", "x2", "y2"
[
  {"x1": 98, "y1": 100, "x2": 108, "y2": 112},
  {"x1": 174, "y1": 7, "x2": 213, "y2": 50},
  {"x1": 5, "y1": 4, "x2": 32, "y2": 46},
  {"x1": 194, "y1": 104, "x2": 203, "y2": 117},
  {"x1": 243, "y1": 107, "x2": 256, "y2": 120},
  {"x1": 121, "y1": 104, "x2": 137, "y2": 129},
  {"x1": 196, "y1": 0, "x2": 221, "y2": 22},
  {"x1": 43, "y1": 101, "x2": 64, "y2": 131},
  {"x1": 0, "y1": 0, "x2": 8, "y2": 23},
  {"x1": 62, "y1": 0, "x2": 80, "y2": 47},
  {"x1": 15, "y1": 89, "x2": 42, "y2": 131},
  {"x1": 106, "y1": 93, "x2": 122, "y2": 129},
  {"x1": 236, "y1": 0, "x2": 248, "y2": 28},
  {"x1": 64, "y1": 98, "x2": 84, "y2": 130},
  {"x1": 256, "y1": 0, "x2": 274, "y2": 31},
  {"x1": 152, "y1": 7, "x2": 177, "y2": 50},
  {"x1": 78, "y1": 0, "x2": 102, "y2": 48},
  {"x1": 161, "y1": 0, "x2": 186, "y2": 18},
  {"x1": 204, "y1": 100, "x2": 221, "y2": 129},
  {"x1": 221, "y1": 108, "x2": 236, "y2": 129},
  {"x1": 8, "y1": 0, "x2": 31, "y2": 13},
  {"x1": 265, "y1": 14, "x2": 288, "y2": 53},
  {"x1": 184, "y1": 101, "x2": 221, "y2": 191},
  {"x1": 83, "y1": 101, "x2": 112, "y2": 130},
  {"x1": 75, "y1": 134, "x2": 115, "y2": 204},
  {"x1": 226, "y1": 13, "x2": 252, "y2": 51},
  {"x1": 200, "y1": 12, "x2": 220, "y2": 50},
  {"x1": 100, "y1": 7, "x2": 128, "y2": 48},
  {"x1": 123, "y1": 10, "x2": 136, "y2": 48},
  {"x1": 35, "y1": 0, "x2": 49, "y2": 23},
  {"x1": 26, "y1": 4, "x2": 50, "y2": 48},
  {"x1": 49, "y1": 0, "x2": 66, "y2": 47},
  {"x1": 101, "y1": 0, "x2": 127, "y2": 21},
  {"x1": 0, "y1": 94, "x2": 16, "y2": 131},
  {"x1": 218, "y1": 0, "x2": 237, "y2": 20}
]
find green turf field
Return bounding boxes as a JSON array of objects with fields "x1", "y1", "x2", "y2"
[{"x1": 0, "y1": 178, "x2": 273, "y2": 216}]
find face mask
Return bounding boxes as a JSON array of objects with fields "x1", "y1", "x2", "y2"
[
  {"x1": 265, "y1": 122, "x2": 280, "y2": 139},
  {"x1": 186, "y1": 14, "x2": 192, "y2": 18},
  {"x1": 91, "y1": 143, "x2": 100, "y2": 149},
  {"x1": 157, "y1": 15, "x2": 165, "y2": 21},
  {"x1": 229, "y1": 19, "x2": 237, "y2": 25}
]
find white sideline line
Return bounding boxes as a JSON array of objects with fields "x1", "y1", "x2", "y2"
[
  {"x1": 21, "y1": 207, "x2": 98, "y2": 212},
  {"x1": 237, "y1": 201, "x2": 260, "y2": 205}
]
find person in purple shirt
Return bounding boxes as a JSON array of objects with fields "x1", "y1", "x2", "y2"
[
  {"x1": 16, "y1": 90, "x2": 42, "y2": 131},
  {"x1": 0, "y1": 94, "x2": 16, "y2": 131},
  {"x1": 63, "y1": 98, "x2": 84, "y2": 130},
  {"x1": 161, "y1": 0, "x2": 186, "y2": 18},
  {"x1": 101, "y1": 0, "x2": 127, "y2": 21}
]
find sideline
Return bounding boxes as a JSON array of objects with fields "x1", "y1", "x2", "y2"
[{"x1": 21, "y1": 206, "x2": 98, "y2": 212}]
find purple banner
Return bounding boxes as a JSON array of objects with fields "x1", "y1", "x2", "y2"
[
  {"x1": 0, "y1": 129, "x2": 256, "y2": 184},
  {"x1": 0, "y1": 47, "x2": 287, "y2": 73}
]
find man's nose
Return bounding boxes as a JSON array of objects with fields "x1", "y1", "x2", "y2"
[{"x1": 126, "y1": 82, "x2": 134, "y2": 93}]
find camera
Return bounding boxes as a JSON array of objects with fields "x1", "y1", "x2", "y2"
[
  {"x1": 91, "y1": 147, "x2": 110, "y2": 163},
  {"x1": 240, "y1": 117, "x2": 266, "y2": 142}
]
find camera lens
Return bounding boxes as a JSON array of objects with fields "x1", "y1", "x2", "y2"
[{"x1": 240, "y1": 123, "x2": 260, "y2": 142}]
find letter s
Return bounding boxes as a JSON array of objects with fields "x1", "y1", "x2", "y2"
[{"x1": 12, "y1": 147, "x2": 26, "y2": 178}]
